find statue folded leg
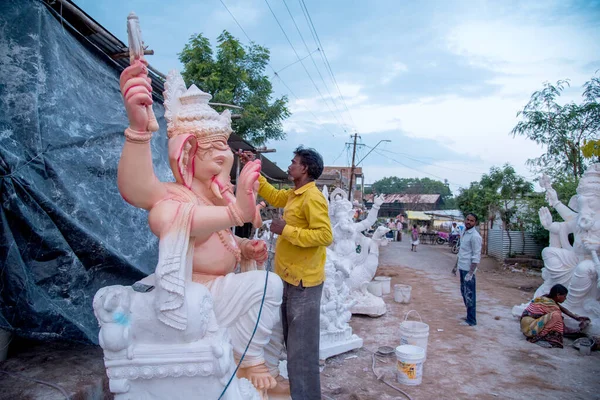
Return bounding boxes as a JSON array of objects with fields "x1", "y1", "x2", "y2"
[
  {"x1": 564, "y1": 259, "x2": 600, "y2": 314},
  {"x1": 535, "y1": 247, "x2": 579, "y2": 298},
  {"x1": 204, "y1": 271, "x2": 283, "y2": 370}
]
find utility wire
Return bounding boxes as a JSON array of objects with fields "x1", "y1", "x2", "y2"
[
  {"x1": 219, "y1": 0, "x2": 341, "y2": 138},
  {"x1": 263, "y1": 0, "x2": 347, "y2": 130},
  {"x1": 363, "y1": 145, "x2": 487, "y2": 176},
  {"x1": 298, "y1": 0, "x2": 358, "y2": 130},
  {"x1": 274, "y1": 48, "x2": 319, "y2": 75},
  {"x1": 373, "y1": 149, "x2": 464, "y2": 188},
  {"x1": 281, "y1": 0, "x2": 350, "y2": 133},
  {"x1": 331, "y1": 144, "x2": 348, "y2": 164}
]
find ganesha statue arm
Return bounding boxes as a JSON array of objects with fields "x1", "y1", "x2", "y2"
[
  {"x1": 354, "y1": 194, "x2": 384, "y2": 232},
  {"x1": 117, "y1": 61, "x2": 260, "y2": 241}
]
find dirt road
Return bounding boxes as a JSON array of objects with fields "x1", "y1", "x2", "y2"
[{"x1": 321, "y1": 239, "x2": 600, "y2": 400}]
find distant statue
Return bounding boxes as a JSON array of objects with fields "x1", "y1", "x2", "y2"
[
  {"x1": 530, "y1": 163, "x2": 600, "y2": 335},
  {"x1": 326, "y1": 188, "x2": 388, "y2": 317},
  {"x1": 93, "y1": 62, "x2": 287, "y2": 399}
]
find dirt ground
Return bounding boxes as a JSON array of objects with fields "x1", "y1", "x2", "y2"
[{"x1": 320, "y1": 239, "x2": 600, "y2": 400}]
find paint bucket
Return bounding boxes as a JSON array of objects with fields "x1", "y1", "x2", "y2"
[
  {"x1": 374, "y1": 276, "x2": 391, "y2": 294},
  {"x1": 395, "y1": 345, "x2": 425, "y2": 386},
  {"x1": 399, "y1": 310, "x2": 429, "y2": 359},
  {"x1": 394, "y1": 284, "x2": 412, "y2": 303},
  {"x1": 367, "y1": 280, "x2": 383, "y2": 297}
]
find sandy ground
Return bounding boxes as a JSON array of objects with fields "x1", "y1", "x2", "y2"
[{"x1": 320, "y1": 239, "x2": 600, "y2": 400}]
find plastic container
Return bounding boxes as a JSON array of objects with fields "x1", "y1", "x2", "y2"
[
  {"x1": 579, "y1": 341, "x2": 592, "y2": 356},
  {"x1": 374, "y1": 276, "x2": 391, "y2": 294},
  {"x1": 395, "y1": 345, "x2": 425, "y2": 386},
  {"x1": 399, "y1": 310, "x2": 430, "y2": 359},
  {"x1": 367, "y1": 280, "x2": 383, "y2": 297},
  {"x1": 394, "y1": 284, "x2": 412, "y2": 303}
]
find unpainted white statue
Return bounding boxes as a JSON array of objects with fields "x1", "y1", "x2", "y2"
[
  {"x1": 515, "y1": 163, "x2": 600, "y2": 335},
  {"x1": 327, "y1": 188, "x2": 388, "y2": 317}
]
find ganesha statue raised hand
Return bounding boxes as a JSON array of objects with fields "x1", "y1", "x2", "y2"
[{"x1": 93, "y1": 59, "x2": 287, "y2": 399}]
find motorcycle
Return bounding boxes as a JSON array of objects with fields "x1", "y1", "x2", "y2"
[
  {"x1": 451, "y1": 237, "x2": 461, "y2": 254},
  {"x1": 435, "y1": 231, "x2": 449, "y2": 245}
]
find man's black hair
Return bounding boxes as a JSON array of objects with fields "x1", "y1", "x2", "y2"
[
  {"x1": 466, "y1": 213, "x2": 479, "y2": 222},
  {"x1": 294, "y1": 146, "x2": 324, "y2": 180}
]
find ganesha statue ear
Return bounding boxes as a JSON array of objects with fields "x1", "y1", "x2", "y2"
[{"x1": 168, "y1": 134, "x2": 198, "y2": 189}]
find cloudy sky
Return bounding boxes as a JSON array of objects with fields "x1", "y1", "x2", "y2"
[{"x1": 75, "y1": 0, "x2": 600, "y2": 193}]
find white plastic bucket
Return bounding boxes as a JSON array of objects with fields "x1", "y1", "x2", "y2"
[
  {"x1": 399, "y1": 310, "x2": 429, "y2": 359},
  {"x1": 367, "y1": 280, "x2": 383, "y2": 297},
  {"x1": 395, "y1": 345, "x2": 425, "y2": 386},
  {"x1": 374, "y1": 276, "x2": 391, "y2": 294},
  {"x1": 394, "y1": 284, "x2": 412, "y2": 303}
]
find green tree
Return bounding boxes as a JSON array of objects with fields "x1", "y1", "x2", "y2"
[
  {"x1": 371, "y1": 177, "x2": 452, "y2": 201},
  {"x1": 179, "y1": 31, "x2": 290, "y2": 145},
  {"x1": 511, "y1": 74, "x2": 600, "y2": 178},
  {"x1": 456, "y1": 164, "x2": 533, "y2": 255}
]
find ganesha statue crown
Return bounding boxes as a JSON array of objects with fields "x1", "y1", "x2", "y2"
[
  {"x1": 163, "y1": 70, "x2": 232, "y2": 143},
  {"x1": 577, "y1": 163, "x2": 600, "y2": 195}
]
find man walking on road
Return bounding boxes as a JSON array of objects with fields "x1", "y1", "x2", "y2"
[
  {"x1": 240, "y1": 147, "x2": 333, "y2": 399},
  {"x1": 452, "y1": 213, "x2": 482, "y2": 326}
]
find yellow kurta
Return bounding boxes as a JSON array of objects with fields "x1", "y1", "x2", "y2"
[{"x1": 258, "y1": 176, "x2": 333, "y2": 286}]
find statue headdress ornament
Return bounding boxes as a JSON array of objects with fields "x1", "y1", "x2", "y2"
[
  {"x1": 163, "y1": 70, "x2": 232, "y2": 144},
  {"x1": 577, "y1": 164, "x2": 600, "y2": 196}
]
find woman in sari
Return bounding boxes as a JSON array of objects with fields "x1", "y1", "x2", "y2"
[{"x1": 520, "y1": 284, "x2": 590, "y2": 348}]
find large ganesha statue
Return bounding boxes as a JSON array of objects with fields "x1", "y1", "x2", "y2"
[
  {"x1": 513, "y1": 164, "x2": 600, "y2": 336},
  {"x1": 92, "y1": 61, "x2": 288, "y2": 399}
]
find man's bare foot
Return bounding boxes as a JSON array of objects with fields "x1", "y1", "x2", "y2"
[
  {"x1": 237, "y1": 362, "x2": 277, "y2": 391},
  {"x1": 268, "y1": 375, "x2": 290, "y2": 396}
]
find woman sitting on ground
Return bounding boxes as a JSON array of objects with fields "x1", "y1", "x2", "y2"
[{"x1": 520, "y1": 284, "x2": 591, "y2": 348}]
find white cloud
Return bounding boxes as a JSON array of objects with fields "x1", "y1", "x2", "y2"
[{"x1": 380, "y1": 62, "x2": 409, "y2": 84}]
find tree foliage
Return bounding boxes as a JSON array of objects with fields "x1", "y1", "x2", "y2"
[
  {"x1": 179, "y1": 31, "x2": 290, "y2": 145},
  {"x1": 456, "y1": 164, "x2": 533, "y2": 229},
  {"x1": 511, "y1": 74, "x2": 600, "y2": 178},
  {"x1": 371, "y1": 177, "x2": 452, "y2": 200}
]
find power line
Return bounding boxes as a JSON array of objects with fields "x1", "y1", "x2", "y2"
[
  {"x1": 263, "y1": 0, "x2": 347, "y2": 131},
  {"x1": 331, "y1": 144, "x2": 348, "y2": 164},
  {"x1": 281, "y1": 0, "x2": 350, "y2": 133},
  {"x1": 373, "y1": 149, "x2": 464, "y2": 188},
  {"x1": 298, "y1": 0, "x2": 357, "y2": 130},
  {"x1": 363, "y1": 145, "x2": 487, "y2": 176},
  {"x1": 274, "y1": 48, "x2": 319, "y2": 75},
  {"x1": 218, "y1": 0, "x2": 341, "y2": 138}
]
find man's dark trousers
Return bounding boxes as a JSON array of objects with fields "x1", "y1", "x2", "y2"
[
  {"x1": 459, "y1": 270, "x2": 477, "y2": 326},
  {"x1": 281, "y1": 280, "x2": 323, "y2": 399}
]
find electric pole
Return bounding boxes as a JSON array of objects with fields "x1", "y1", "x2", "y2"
[{"x1": 348, "y1": 133, "x2": 359, "y2": 200}]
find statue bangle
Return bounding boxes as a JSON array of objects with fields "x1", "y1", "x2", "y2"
[
  {"x1": 227, "y1": 203, "x2": 245, "y2": 226},
  {"x1": 124, "y1": 127, "x2": 152, "y2": 144}
]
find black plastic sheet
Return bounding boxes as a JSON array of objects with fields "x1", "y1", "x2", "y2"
[{"x1": 0, "y1": 0, "x2": 173, "y2": 343}]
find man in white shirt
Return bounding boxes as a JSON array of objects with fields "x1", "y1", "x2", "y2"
[{"x1": 452, "y1": 213, "x2": 482, "y2": 326}]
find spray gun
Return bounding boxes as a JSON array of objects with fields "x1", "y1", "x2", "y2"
[{"x1": 127, "y1": 12, "x2": 159, "y2": 133}]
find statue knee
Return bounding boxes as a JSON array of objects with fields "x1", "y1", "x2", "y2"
[{"x1": 265, "y1": 272, "x2": 283, "y2": 302}]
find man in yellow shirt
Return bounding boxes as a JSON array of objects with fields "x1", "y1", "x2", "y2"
[{"x1": 242, "y1": 146, "x2": 332, "y2": 399}]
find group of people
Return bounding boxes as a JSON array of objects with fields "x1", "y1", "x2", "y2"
[
  {"x1": 386, "y1": 218, "x2": 404, "y2": 241},
  {"x1": 448, "y1": 214, "x2": 592, "y2": 346}
]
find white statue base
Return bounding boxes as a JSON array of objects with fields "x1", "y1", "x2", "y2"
[
  {"x1": 94, "y1": 277, "x2": 260, "y2": 400},
  {"x1": 349, "y1": 291, "x2": 387, "y2": 317},
  {"x1": 319, "y1": 326, "x2": 363, "y2": 360}
]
